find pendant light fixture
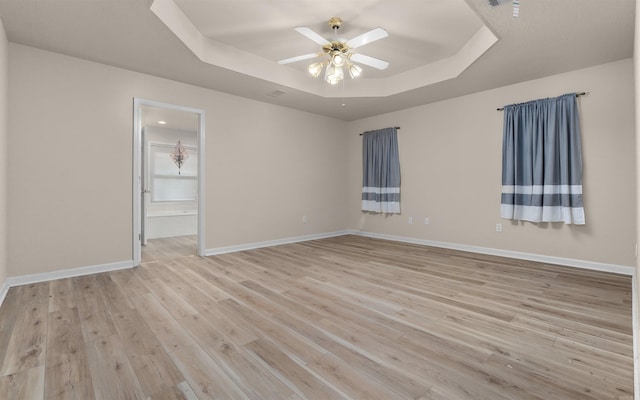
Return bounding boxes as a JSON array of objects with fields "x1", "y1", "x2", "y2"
[{"x1": 170, "y1": 139, "x2": 189, "y2": 175}]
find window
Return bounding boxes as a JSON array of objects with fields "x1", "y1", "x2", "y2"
[
  {"x1": 501, "y1": 93, "x2": 584, "y2": 224},
  {"x1": 361, "y1": 127, "x2": 401, "y2": 214},
  {"x1": 149, "y1": 143, "x2": 197, "y2": 202}
]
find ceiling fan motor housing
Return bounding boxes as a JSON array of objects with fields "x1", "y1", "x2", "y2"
[
  {"x1": 323, "y1": 41, "x2": 350, "y2": 67},
  {"x1": 322, "y1": 41, "x2": 349, "y2": 55}
]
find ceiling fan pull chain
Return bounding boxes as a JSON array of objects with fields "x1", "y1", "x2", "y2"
[{"x1": 513, "y1": 0, "x2": 519, "y2": 18}]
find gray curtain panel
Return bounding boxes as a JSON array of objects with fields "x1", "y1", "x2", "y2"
[
  {"x1": 362, "y1": 127, "x2": 401, "y2": 213},
  {"x1": 501, "y1": 93, "x2": 585, "y2": 224}
]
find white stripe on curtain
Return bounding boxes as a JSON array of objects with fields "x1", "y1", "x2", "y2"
[
  {"x1": 361, "y1": 199, "x2": 401, "y2": 214},
  {"x1": 500, "y1": 204, "x2": 585, "y2": 224},
  {"x1": 501, "y1": 185, "x2": 583, "y2": 195},
  {"x1": 362, "y1": 127, "x2": 401, "y2": 214},
  {"x1": 501, "y1": 93, "x2": 585, "y2": 224},
  {"x1": 362, "y1": 187, "x2": 400, "y2": 194}
]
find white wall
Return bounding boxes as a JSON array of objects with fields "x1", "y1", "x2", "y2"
[
  {"x1": 348, "y1": 59, "x2": 636, "y2": 267},
  {"x1": 0, "y1": 19, "x2": 8, "y2": 290},
  {"x1": 6, "y1": 42, "x2": 635, "y2": 278},
  {"x1": 7, "y1": 44, "x2": 348, "y2": 277}
]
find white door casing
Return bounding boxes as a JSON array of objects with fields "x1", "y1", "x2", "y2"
[{"x1": 132, "y1": 98, "x2": 206, "y2": 266}]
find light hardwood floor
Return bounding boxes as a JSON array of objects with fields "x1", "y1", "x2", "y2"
[
  {"x1": 142, "y1": 235, "x2": 198, "y2": 262},
  {"x1": 0, "y1": 235, "x2": 633, "y2": 399}
]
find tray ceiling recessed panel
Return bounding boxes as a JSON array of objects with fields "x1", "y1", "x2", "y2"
[{"x1": 155, "y1": 0, "x2": 497, "y2": 97}]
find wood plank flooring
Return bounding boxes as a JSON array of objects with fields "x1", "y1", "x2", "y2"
[
  {"x1": 0, "y1": 235, "x2": 633, "y2": 399},
  {"x1": 142, "y1": 235, "x2": 197, "y2": 262}
]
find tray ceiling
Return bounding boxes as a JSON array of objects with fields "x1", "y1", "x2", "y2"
[{"x1": 0, "y1": 0, "x2": 634, "y2": 120}]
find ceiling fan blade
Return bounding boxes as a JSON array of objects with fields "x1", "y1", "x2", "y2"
[
  {"x1": 350, "y1": 53, "x2": 389, "y2": 70},
  {"x1": 346, "y1": 27, "x2": 388, "y2": 49},
  {"x1": 294, "y1": 27, "x2": 330, "y2": 46},
  {"x1": 278, "y1": 53, "x2": 319, "y2": 65}
]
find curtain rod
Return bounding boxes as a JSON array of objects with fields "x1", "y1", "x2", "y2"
[
  {"x1": 360, "y1": 127, "x2": 401, "y2": 136},
  {"x1": 496, "y1": 92, "x2": 587, "y2": 111}
]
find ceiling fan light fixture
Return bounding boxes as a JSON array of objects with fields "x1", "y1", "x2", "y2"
[
  {"x1": 308, "y1": 62, "x2": 324, "y2": 77},
  {"x1": 348, "y1": 64, "x2": 363, "y2": 79},
  {"x1": 325, "y1": 63, "x2": 335, "y2": 78},
  {"x1": 325, "y1": 66, "x2": 344, "y2": 85}
]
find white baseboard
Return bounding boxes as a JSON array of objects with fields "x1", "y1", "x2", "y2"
[
  {"x1": 0, "y1": 281, "x2": 8, "y2": 309},
  {"x1": 205, "y1": 230, "x2": 350, "y2": 256},
  {"x1": 4, "y1": 260, "x2": 135, "y2": 290},
  {"x1": 206, "y1": 229, "x2": 634, "y2": 276},
  {"x1": 0, "y1": 259, "x2": 135, "y2": 308},
  {"x1": 348, "y1": 230, "x2": 636, "y2": 276},
  {"x1": 0, "y1": 230, "x2": 634, "y2": 310}
]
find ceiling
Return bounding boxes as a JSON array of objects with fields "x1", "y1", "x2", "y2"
[
  {"x1": 141, "y1": 105, "x2": 199, "y2": 131},
  {"x1": 0, "y1": 0, "x2": 635, "y2": 121},
  {"x1": 170, "y1": 0, "x2": 486, "y2": 79}
]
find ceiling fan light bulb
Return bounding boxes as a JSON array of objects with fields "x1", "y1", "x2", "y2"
[
  {"x1": 326, "y1": 67, "x2": 344, "y2": 85},
  {"x1": 325, "y1": 72, "x2": 336, "y2": 84},
  {"x1": 308, "y1": 62, "x2": 323, "y2": 77},
  {"x1": 332, "y1": 52, "x2": 345, "y2": 67},
  {"x1": 349, "y1": 64, "x2": 363, "y2": 79},
  {"x1": 325, "y1": 64, "x2": 336, "y2": 79}
]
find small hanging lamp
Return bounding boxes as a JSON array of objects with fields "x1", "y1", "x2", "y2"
[{"x1": 170, "y1": 140, "x2": 189, "y2": 175}]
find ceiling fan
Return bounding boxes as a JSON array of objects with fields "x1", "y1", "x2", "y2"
[{"x1": 278, "y1": 17, "x2": 390, "y2": 85}]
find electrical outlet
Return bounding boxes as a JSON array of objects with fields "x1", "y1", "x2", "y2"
[
  {"x1": 408, "y1": 217, "x2": 413, "y2": 224},
  {"x1": 424, "y1": 217, "x2": 430, "y2": 225},
  {"x1": 496, "y1": 223, "x2": 502, "y2": 232}
]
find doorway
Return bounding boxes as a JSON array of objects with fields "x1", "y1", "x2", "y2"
[{"x1": 133, "y1": 99, "x2": 205, "y2": 265}]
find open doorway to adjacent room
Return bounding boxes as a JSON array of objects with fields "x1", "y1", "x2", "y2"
[{"x1": 133, "y1": 99, "x2": 205, "y2": 265}]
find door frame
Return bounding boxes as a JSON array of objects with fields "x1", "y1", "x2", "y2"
[{"x1": 132, "y1": 98, "x2": 206, "y2": 265}]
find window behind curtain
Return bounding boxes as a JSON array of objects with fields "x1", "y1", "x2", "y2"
[
  {"x1": 501, "y1": 93, "x2": 585, "y2": 224},
  {"x1": 362, "y1": 127, "x2": 401, "y2": 214}
]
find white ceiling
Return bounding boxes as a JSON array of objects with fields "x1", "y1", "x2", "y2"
[
  {"x1": 151, "y1": 0, "x2": 498, "y2": 100},
  {"x1": 141, "y1": 105, "x2": 199, "y2": 131},
  {"x1": 173, "y1": 0, "x2": 484, "y2": 78},
  {"x1": 0, "y1": 0, "x2": 634, "y2": 121}
]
